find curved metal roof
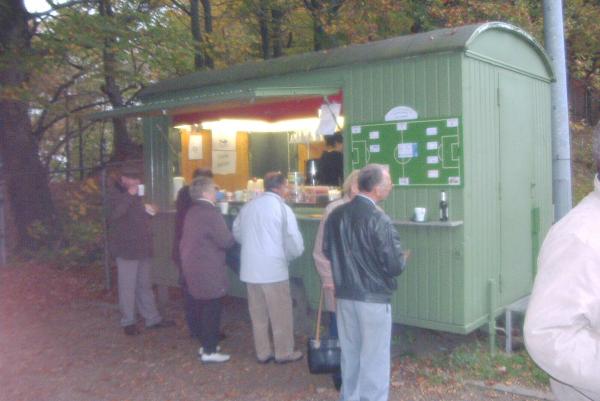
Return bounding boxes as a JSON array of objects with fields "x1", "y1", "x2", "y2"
[{"x1": 140, "y1": 21, "x2": 553, "y2": 99}]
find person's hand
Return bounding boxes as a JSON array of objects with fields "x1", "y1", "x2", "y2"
[{"x1": 144, "y1": 203, "x2": 158, "y2": 216}]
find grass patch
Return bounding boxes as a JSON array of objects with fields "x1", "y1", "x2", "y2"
[{"x1": 428, "y1": 341, "x2": 549, "y2": 389}]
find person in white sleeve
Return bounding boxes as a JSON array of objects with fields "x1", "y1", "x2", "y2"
[{"x1": 524, "y1": 122, "x2": 600, "y2": 401}]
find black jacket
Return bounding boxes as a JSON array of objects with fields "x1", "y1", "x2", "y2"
[
  {"x1": 317, "y1": 150, "x2": 343, "y2": 186},
  {"x1": 323, "y1": 195, "x2": 406, "y2": 304}
]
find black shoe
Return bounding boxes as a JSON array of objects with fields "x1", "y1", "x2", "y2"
[
  {"x1": 124, "y1": 325, "x2": 140, "y2": 336},
  {"x1": 147, "y1": 319, "x2": 176, "y2": 330},
  {"x1": 332, "y1": 372, "x2": 342, "y2": 391}
]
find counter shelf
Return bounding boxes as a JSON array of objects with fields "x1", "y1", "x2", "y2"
[{"x1": 394, "y1": 220, "x2": 464, "y2": 227}]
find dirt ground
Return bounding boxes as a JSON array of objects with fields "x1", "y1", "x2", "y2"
[{"x1": 0, "y1": 264, "x2": 549, "y2": 401}]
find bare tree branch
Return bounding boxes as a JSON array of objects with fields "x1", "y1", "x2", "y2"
[
  {"x1": 171, "y1": 0, "x2": 191, "y2": 16},
  {"x1": 34, "y1": 100, "x2": 110, "y2": 140},
  {"x1": 29, "y1": 0, "x2": 87, "y2": 19},
  {"x1": 33, "y1": 70, "x2": 87, "y2": 136},
  {"x1": 42, "y1": 119, "x2": 97, "y2": 167}
]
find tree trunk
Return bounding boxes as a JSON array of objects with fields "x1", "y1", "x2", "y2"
[
  {"x1": 200, "y1": 0, "x2": 214, "y2": 68},
  {"x1": 190, "y1": 0, "x2": 206, "y2": 69},
  {"x1": 257, "y1": 0, "x2": 271, "y2": 59},
  {"x1": 0, "y1": 0, "x2": 57, "y2": 251},
  {"x1": 98, "y1": 0, "x2": 137, "y2": 160},
  {"x1": 302, "y1": 0, "x2": 345, "y2": 51},
  {"x1": 271, "y1": 6, "x2": 284, "y2": 58}
]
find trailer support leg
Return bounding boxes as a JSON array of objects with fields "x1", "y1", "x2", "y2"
[{"x1": 488, "y1": 279, "x2": 497, "y2": 355}]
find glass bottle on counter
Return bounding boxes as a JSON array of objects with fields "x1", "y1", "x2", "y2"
[{"x1": 439, "y1": 190, "x2": 449, "y2": 221}]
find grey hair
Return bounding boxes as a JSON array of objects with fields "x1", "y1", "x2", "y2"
[
  {"x1": 189, "y1": 176, "x2": 215, "y2": 201},
  {"x1": 264, "y1": 171, "x2": 286, "y2": 192},
  {"x1": 358, "y1": 164, "x2": 387, "y2": 192},
  {"x1": 594, "y1": 122, "x2": 600, "y2": 175}
]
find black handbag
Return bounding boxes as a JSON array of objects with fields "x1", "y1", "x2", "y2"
[
  {"x1": 307, "y1": 290, "x2": 341, "y2": 374},
  {"x1": 225, "y1": 242, "x2": 241, "y2": 275}
]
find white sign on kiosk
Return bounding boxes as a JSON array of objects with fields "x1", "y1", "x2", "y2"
[
  {"x1": 189, "y1": 135, "x2": 203, "y2": 160},
  {"x1": 212, "y1": 150, "x2": 236, "y2": 174},
  {"x1": 384, "y1": 106, "x2": 418, "y2": 121},
  {"x1": 212, "y1": 129, "x2": 236, "y2": 151}
]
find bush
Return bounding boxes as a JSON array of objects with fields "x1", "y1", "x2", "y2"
[
  {"x1": 571, "y1": 119, "x2": 596, "y2": 203},
  {"x1": 26, "y1": 178, "x2": 105, "y2": 269}
]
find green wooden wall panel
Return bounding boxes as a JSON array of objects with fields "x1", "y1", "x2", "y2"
[
  {"x1": 461, "y1": 59, "x2": 502, "y2": 323},
  {"x1": 468, "y1": 30, "x2": 551, "y2": 81},
  {"x1": 340, "y1": 54, "x2": 467, "y2": 329},
  {"x1": 531, "y1": 80, "x2": 554, "y2": 268}
]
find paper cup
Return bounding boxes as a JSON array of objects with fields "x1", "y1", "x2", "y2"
[
  {"x1": 138, "y1": 184, "x2": 145, "y2": 196},
  {"x1": 414, "y1": 207, "x2": 427, "y2": 222},
  {"x1": 218, "y1": 202, "x2": 229, "y2": 215}
]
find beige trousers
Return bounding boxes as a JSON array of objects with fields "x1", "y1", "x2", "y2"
[{"x1": 246, "y1": 281, "x2": 295, "y2": 360}]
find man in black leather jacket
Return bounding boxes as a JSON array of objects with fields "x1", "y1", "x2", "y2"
[{"x1": 323, "y1": 164, "x2": 407, "y2": 401}]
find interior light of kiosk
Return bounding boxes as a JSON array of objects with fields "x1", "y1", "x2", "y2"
[
  {"x1": 173, "y1": 124, "x2": 192, "y2": 130},
  {"x1": 200, "y1": 117, "x2": 344, "y2": 133}
]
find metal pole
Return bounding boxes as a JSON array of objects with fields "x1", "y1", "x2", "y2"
[
  {"x1": 0, "y1": 183, "x2": 6, "y2": 267},
  {"x1": 65, "y1": 113, "x2": 71, "y2": 182},
  {"x1": 101, "y1": 167, "x2": 111, "y2": 290},
  {"x1": 78, "y1": 119, "x2": 84, "y2": 181},
  {"x1": 543, "y1": 0, "x2": 572, "y2": 220}
]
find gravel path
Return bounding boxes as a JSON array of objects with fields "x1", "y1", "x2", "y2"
[{"x1": 0, "y1": 264, "x2": 550, "y2": 401}]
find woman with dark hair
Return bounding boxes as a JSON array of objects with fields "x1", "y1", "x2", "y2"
[{"x1": 172, "y1": 168, "x2": 213, "y2": 339}]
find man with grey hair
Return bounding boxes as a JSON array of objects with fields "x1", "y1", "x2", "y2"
[
  {"x1": 324, "y1": 164, "x2": 407, "y2": 401},
  {"x1": 180, "y1": 176, "x2": 235, "y2": 363},
  {"x1": 233, "y1": 171, "x2": 304, "y2": 364},
  {"x1": 525, "y1": 122, "x2": 600, "y2": 401}
]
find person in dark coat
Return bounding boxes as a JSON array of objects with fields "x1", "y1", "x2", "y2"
[
  {"x1": 172, "y1": 168, "x2": 213, "y2": 339},
  {"x1": 108, "y1": 162, "x2": 175, "y2": 336},
  {"x1": 323, "y1": 164, "x2": 408, "y2": 401},
  {"x1": 180, "y1": 176, "x2": 235, "y2": 363},
  {"x1": 317, "y1": 132, "x2": 344, "y2": 186}
]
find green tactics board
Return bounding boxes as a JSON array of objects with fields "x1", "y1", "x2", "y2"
[{"x1": 350, "y1": 117, "x2": 463, "y2": 187}]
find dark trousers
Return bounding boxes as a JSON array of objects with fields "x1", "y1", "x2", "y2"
[
  {"x1": 329, "y1": 312, "x2": 338, "y2": 338},
  {"x1": 190, "y1": 296, "x2": 223, "y2": 354},
  {"x1": 182, "y1": 282, "x2": 202, "y2": 338}
]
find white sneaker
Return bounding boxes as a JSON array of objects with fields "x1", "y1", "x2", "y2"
[
  {"x1": 201, "y1": 352, "x2": 230, "y2": 363},
  {"x1": 198, "y1": 345, "x2": 221, "y2": 356}
]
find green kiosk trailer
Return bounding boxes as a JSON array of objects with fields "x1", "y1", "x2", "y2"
[{"x1": 93, "y1": 22, "x2": 554, "y2": 345}]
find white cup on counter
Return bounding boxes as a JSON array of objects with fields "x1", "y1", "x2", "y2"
[
  {"x1": 137, "y1": 184, "x2": 145, "y2": 196},
  {"x1": 414, "y1": 207, "x2": 427, "y2": 222},
  {"x1": 218, "y1": 201, "x2": 229, "y2": 215}
]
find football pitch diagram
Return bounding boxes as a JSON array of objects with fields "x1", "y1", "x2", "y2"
[{"x1": 350, "y1": 118, "x2": 462, "y2": 186}]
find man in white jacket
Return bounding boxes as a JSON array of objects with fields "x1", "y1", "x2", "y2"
[
  {"x1": 524, "y1": 122, "x2": 600, "y2": 401},
  {"x1": 233, "y1": 171, "x2": 305, "y2": 364}
]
